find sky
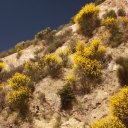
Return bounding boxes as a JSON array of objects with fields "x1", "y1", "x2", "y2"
[{"x1": 0, "y1": 0, "x2": 94, "y2": 52}]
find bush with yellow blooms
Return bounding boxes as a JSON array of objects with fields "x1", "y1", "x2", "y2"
[
  {"x1": 44, "y1": 53, "x2": 62, "y2": 77},
  {"x1": 110, "y1": 87, "x2": 128, "y2": 123},
  {"x1": 8, "y1": 73, "x2": 31, "y2": 90},
  {"x1": 91, "y1": 116, "x2": 126, "y2": 128},
  {"x1": 0, "y1": 62, "x2": 5, "y2": 72},
  {"x1": 102, "y1": 17, "x2": 124, "y2": 47},
  {"x1": 7, "y1": 73, "x2": 32, "y2": 112},
  {"x1": 74, "y1": 3, "x2": 99, "y2": 36}
]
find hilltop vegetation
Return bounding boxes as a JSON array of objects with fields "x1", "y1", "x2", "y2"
[{"x1": 0, "y1": 0, "x2": 128, "y2": 127}]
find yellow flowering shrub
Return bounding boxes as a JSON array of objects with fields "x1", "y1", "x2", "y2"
[
  {"x1": 8, "y1": 73, "x2": 31, "y2": 89},
  {"x1": 7, "y1": 73, "x2": 32, "y2": 112},
  {"x1": 83, "y1": 38, "x2": 106, "y2": 60},
  {"x1": 102, "y1": 17, "x2": 117, "y2": 29},
  {"x1": 75, "y1": 41, "x2": 85, "y2": 53},
  {"x1": 110, "y1": 87, "x2": 128, "y2": 121},
  {"x1": 0, "y1": 84, "x2": 4, "y2": 91},
  {"x1": 73, "y1": 38, "x2": 105, "y2": 79},
  {"x1": 102, "y1": 17, "x2": 123, "y2": 47},
  {"x1": 0, "y1": 62, "x2": 5, "y2": 72},
  {"x1": 73, "y1": 55, "x2": 102, "y2": 78},
  {"x1": 91, "y1": 116, "x2": 126, "y2": 128},
  {"x1": 44, "y1": 53, "x2": 62, "y2": 77},
  {"x1": 74, "y1": 3, "x2": 99, "y2": 36},
  {"x1": 7, "y1": 86, "x2": 31, "y2": 108},
  {"x1": 65, "y1": 74, "x2": 76, "y2": 85}
]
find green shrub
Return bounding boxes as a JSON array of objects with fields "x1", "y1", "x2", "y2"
[
  {"x1": 44, "y1": 53, "x2": 62, "y2": 77},
  {"x1": 58, "y1": 85, "x2": 75, "y2": 110},
  {"x1": 116, "y1": 57, "x2": 128, "y2": 85},
  {"x1": 35, "y1": 27, "x2": 56, "y2": 43},
  {"x1": 110, "y1": 87, "x2": 128, "y2": 124},
  {"x1": 16, "y1": 51, "x2": 22, "y2": 59},
  {"x1": 91, "y1": 116, "x2": 126, "y2": 128},
  {"x1": 15, "y1": 41, "x2": 26, "y2": 52},
  {"x1": 74, "y1": 3, "x2": 99, "y2": 37},
  {"x1": 103, "y1": 10, "x2": 117, "y2": 19},
  {"x1": 117, "y1": 8, "x2": 126, "y2": 17}
]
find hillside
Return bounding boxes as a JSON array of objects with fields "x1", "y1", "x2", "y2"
[{"x1": 0, "y1": 0, "x2": 128, "y2": 128}]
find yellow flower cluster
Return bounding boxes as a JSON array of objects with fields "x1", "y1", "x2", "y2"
[
  {"x1": 64, "y1": 74, "x2": 76, "y2": 84},
  {"x1": 91, "y1": 116, "x2": 126, "y2": 128},
  {"x1": 8, "y1": 73, "x2": 31, "y2": 89},
  {"x1": 0, "y1": 84, "x2": 4, "y2": 91},
  {"x1": 74, "y1": 3, "x2": 98, "y2": 23},
  {"x1": 110, "y1": 87, "x2": 128, "y2": 120},
  {"x1": 73, "y1": 38, "x2": 106, "y2": 78},
  {"x1": 74, "y1": 56, "x2": 102, "y2": 77},
  {"x1": 0, "y1": 62, "x2": 5, "y2": 71},
  {"x1": 45, "y1": 53, "x2": 62, "y2": 65},
  {"x1": 83, "y1": 38, "x2": 106, "y2": 59},
  {"x1": 91, "y1": 87, "x2": 128, "y2": 127},
  {"x1": 102, "y1": 17, "x2": 117, "y2": 28},
  {"x1": 118, "y1": 17, "x2": 128, "y2": 27},
  {"x1": 24, "y1": 61, "x2": 42, "y2": 73},
  {"x1": 119, "y1": 17, "x2": 128, "y2": 23},
  {"x1": 7, "y1": 86, "x2": 31, "y2": 106},
  {"x1": 44, "y1": 53, "x2": 63, "y2": 76},
  {"x1": 58, "y1": 47, "x2": 71, "y2": 57},
  {"x1": 75, "y1": 41, "x2": 85, "y2": 53},
  {"x1": 7, "y1": 73, "x2": 32, "y2": 108}
]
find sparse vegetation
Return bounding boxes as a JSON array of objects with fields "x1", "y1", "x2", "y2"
[
  {"x1": 16, "y1": 51, "x2": 22, "y2": 59},
  {"x1": 35, "y1": 27, "x2": 56, "y2": 43}
]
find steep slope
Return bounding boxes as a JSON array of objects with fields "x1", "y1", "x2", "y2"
[{"x1": 0, "y1": 0, "x2": 128, "y2": 128}]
